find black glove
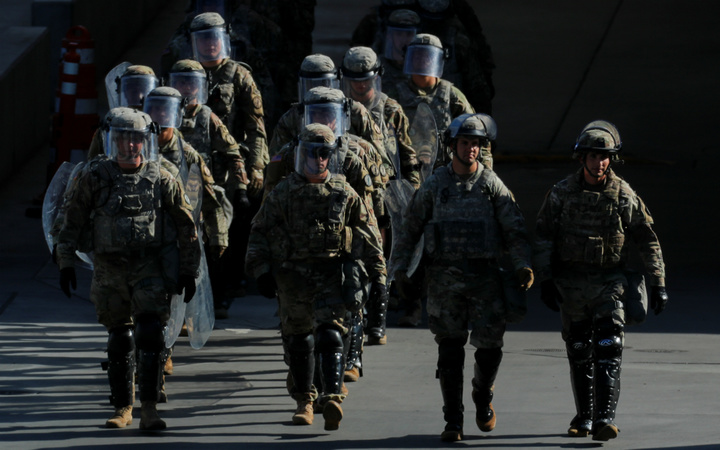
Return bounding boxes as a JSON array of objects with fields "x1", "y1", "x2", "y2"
[
  {"x1": 540, "y1": 279, "x2": 561, "y2": 312},
  {"x1": 650, "y1": 286, "x2": 668, "y2": 315},
  {"x1": 257, "y1": 272, "x2": 277, "y2": 299},
  {"x1": 369, "y1": 280, "x2": 388, "y2": 303},
  {"x1": 209, "y1": 245, "x2": 226, "y2": 262},
  {"x1": 516, "y1": 267, "x2": 535, "y2": 290},
  {"x1": 233, "y1": 189, "x2": 251, "y2": 211},
  {"x1": 59, "y1": 267, "x2": 76, "y2": 298},
  {"x1": 177, "y1": 274, "x2": 196, "y2": 303}
]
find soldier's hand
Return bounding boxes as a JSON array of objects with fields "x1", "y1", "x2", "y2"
[
  {"x1": 516, "y1": 267, "x2": 534, "y2": 290},
  {"x1": 257, "y1": 272, "x2": 277, "y2": 299},
  {"x1": 650, "y1": 286, "x2": 668, "y2": 315},
  {"x1": 209, "y1": 245, "x2": 226, "y2": 262},
  {"x1": 233, "y1": 189, "x2": 251, "y2": 211},
  {"x1": 177, "y1": 274, "x2": 196, "y2": 303},
  {"x1": 540, "y1": 279, "x2": 561, "y2": 312},
  {"x1": 59, "y1": 267, "x2": 76, "y2": 298},
  {"x1": 248, "y1": 167, "x2": 264, "y2": 194}
]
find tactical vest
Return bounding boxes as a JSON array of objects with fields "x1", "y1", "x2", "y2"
[
  {"x1": 92, "y1": 162, "x2": 174, "y2": 254},
  {"x1": 396, "y1": 79, "x2": 453, "y2": 135},
  {"x1": 556, "y1": 175, "x2": 628, "y2": 268},
  {"x1": 282, "y1": 176, "x2": 352, "y2": 261},
  {"x1": 206, "y1": 60, "x2": 241, "y2": 134},
  {"x1": 424, "y1": 166, "x2": 502, "y2": 260},
  {"x1": 181, "y1": 105, "x2": 213, "y2": 159}
]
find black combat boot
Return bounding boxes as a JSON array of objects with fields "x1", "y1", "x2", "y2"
[{"x1": 471, "y1": 347, "x2": 502, "y2": 432}]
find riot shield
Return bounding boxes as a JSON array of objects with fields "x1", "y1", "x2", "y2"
[
  {"x1": 408, "y1": 102, "x2": 438, "y2": 183},
  {"x1": 384, "y1": 178, "x2": 423, "y2": 281},
  {"x1": 105, "y1": 62, "x2": 131, "y2": 110}
]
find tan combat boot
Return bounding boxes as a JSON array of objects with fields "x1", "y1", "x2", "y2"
[
  {"x1": 344, "y1": 366, "x2": 360, "y2": 382},
  {"x1": 163, "y1": 356, "x2": 173, "y2": 375},
  {"x1": 322, "y1": 400, "x2": 343, "y2": 431},
  {"x1": 292, "y1": 400, "x2": 314, "y2": 425},
  {"x1": 106, "y1": 406, "x2": 133, "y2": 428},
  {"x1": 139, "y1": 401, "x2": 166, "y2": 431}
]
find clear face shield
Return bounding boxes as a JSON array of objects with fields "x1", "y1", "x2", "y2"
[
  {"x1": 384, "y1": 26, "x2": 417, "y2": 63},
  {"x1": 143, "y1": 96, "x2": 184, "y2": 129},
  {"x1": 191, "y1": 27, "x2": 231, "y2": 63},
  {"x1": 298, "y1": 76, "x2": 340, "y2": 105},
  {"x1": 119, "y1": 75, "x2": 158, "y2": 108},
  {"x1": 403, "y1": 44, "x2": 445, "y2": 78},
  {"x1": 304, "y1": 103, "x2": 349, "y2": 137},
  {"x1": 106, "y1": 126, "x2": 159, "y2": 169},
  {"x1": 169, "y1": 71, "x2": 208, "y2": 105},
  {"x1": 342, "y1": 73, "x2": 382, "y2": 107},
  {"x1": 294, "y1": 140, "x2": 340, "y2": 179}
]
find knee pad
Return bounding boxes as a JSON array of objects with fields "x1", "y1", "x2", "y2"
[
  {"x1": 566, "y1": 319, "x2": 593, "y2": 362},
  {"x1": 107, "y1": 326, "x2": 135, "y2": 358},
  {"x1": 438, "y1": 337, "x2": 466, "y2": 370},
  {"x1": 594, "y1": 317, "x2": 623, "y2": 360},
  {"x1": 287, "y1": 332, "x2": 314, "y2": 353},
  {"x1": 134, "y1": 315, "x2": 165, "y2": 352},
  {"x1": 315, "y1": 327, "x2": 344, "y2": 353},
  {"x1": 474, "y1": 347, "x2": 503, "y2": 368}
]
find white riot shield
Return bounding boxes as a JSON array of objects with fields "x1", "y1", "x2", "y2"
[
  {"x1": 385, "y1": 178, "x2": 423, "y2": 281},
  {"x1": 105, "y1": 62, "x2": 132, "y2": 110},
  {"x1": 408, "y1": 102, "x2": 438, "y2": 183}
]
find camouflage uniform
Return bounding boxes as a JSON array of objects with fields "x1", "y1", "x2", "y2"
[
  {"x1": 391, "y1": 161, "x2": 532, "y2": 441},
  {"x1": 245, "y1": 123, "x2": 386, "y2": 430},
  {"x1": 533, "y1": 120, "x2": 667, "y2": 441}
]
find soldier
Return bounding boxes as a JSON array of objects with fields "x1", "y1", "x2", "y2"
[
  {"x1": 56, "y1": 108, "x2": 200, "y2": 430},
  {"x1": 416, "y1": 0, "x2": 495, "y2": 113},
  {"x1": 534, "y1": 120, "x2": 669, "y2": 442},
  {"x1": 376, "y1": 9, "x2": 420, "y2": 96},
  {"x1": 190, "y1": 12, "x2": 268, "y2": 298},
  {"x1": 350, "y1": 0, "x2": 419, "y2": 51},
  {"x1": 245, "y1": 124, "x2": 387, "y2": 430},
  {"x1": 390, "y1": 114, "x2": 533, "y2": 442},
  {"x1": 169, "y1": 59, "x2": 250, "y2": 318}
]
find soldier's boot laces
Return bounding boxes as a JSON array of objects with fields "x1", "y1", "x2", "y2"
[
  {"x1": 292, "y1": 400, "x2": 314, "y2": 425},
  {"x1": 322, "y1": 400, "x2": 343, "y2": 431},
  {"x1": 139, "y1": 401, "x2": 166, "y2": 431},
  {"x1": 106, "y1": 406, "x2": 133, "y2": 428}
]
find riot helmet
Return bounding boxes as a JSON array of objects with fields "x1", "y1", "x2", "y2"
[
  {"x1": 403, "y1": 33, "x2": 446, "y2": 78},
  {"x1": 384, "y1": 9, "x2": 420, "y2": 63},
  {"x1": 298, "y1": 54, "x2": 340, "y2": 104},
  {"x1": 169, "y1": 59, "x2": 209, "y2": 105},
  {"x1": 294, "y1": 123, "x2": 341, "y2": 180},
  {"x1": 143, "y1": 87, "x2": 185, "y2": 129},
  {"x1": 190, "y1": 12, "x2": 232, "y2": 64},
  {"x1": 341, "y1": 47, "x2": 383, "y2": 107},
  {"x1": 103, "y1": 107, "x2": 159, "y2": 169},
  {"x1": 573, "y1": 120, "x2": 622, "y2": 161},
  {"x1": 303, "y1": 87, "x2": 350, "y2": 137},
  {"x1": 118, "y1": 65, "x2": 158, "y2": 108}
]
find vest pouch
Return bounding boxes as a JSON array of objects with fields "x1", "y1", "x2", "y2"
[
  {"x1": 324, "y1": 222, "x2": 343, "y2": 254},
  {"x1": 583, "y1": 235, "x2": 604, "y2": 265},
  {"x1": 605, "y1": 234, "x2": 625, "y2": 265},
  {"x1": 623, "y1": 270, "x2": 648, "y2": 326},
  {"x1": 213, "y1": 83, "x2": 234, "y2": 119},
  {"x1": 558, "y1": 233, "x2": 603, "y2": 265}
]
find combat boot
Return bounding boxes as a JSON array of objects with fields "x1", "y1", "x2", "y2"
[
  {"x1": 139, "y1": 401, "x2": 166, "y2": 431},
  {"x1": 567, "y1": 353, "x2": 594, "y2": 437},
  {"x1": 592, "y1": 356, "x2": 622, "y2": 441},
  {"x1": 163, "y1": 355, "x2": 173, "y2": 375},
  {"x1": 106, "y1": 406, "x2": 133, "y2": 428},
  {"x1": 292, "y1": 400, "x2": 314, "y2": 425},
  {"x1": 322, "y1": 400, "x2": 343, "y2": 431},
  {"x1": 472, "y1": 347, "x2": 502, "y2": 432}
]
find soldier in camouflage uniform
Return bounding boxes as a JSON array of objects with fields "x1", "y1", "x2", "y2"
[
  {"x1": 56, "y1": 108, "x2": 200, "y2": 431},
  {"x1": 169, "y1": 59, "x2": 250, "y2": 318},
  {"x1": 390, "y1": 114, "x2": 533, "y2": 442},
  {"x1": 350, "y1": 0, "x2": 419, "y2": 52},
  {"x1": 245, "y1": 124, "x2": 387, "y2": 431},
  {"x1": 534, "y1": 120, "x2": 669, "y2": 442},
  {"x1": 416, "y1": 0, "x2": 495, "y2": 114}
]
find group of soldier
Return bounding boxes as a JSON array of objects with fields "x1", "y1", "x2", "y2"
[{"x1": 49, "y1": 0, "x2": 668, "y2": 443}]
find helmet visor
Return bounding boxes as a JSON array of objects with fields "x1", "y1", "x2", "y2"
[
  {"x1": 298, "y1": 76, "x2": 340, "y2": 104},
  {"x1": 143, "y1": 96, "x2": 183, "y2": 129},
  {"x1": 384, "y1": 26, "x2": 417, "y2": 63},
  {"x1": 304, "y1": 103, "x2": 347, "y2": 137},
  {"x1": 403, "y1": 44, "x2": 445, "y2": 78},
  {"x1": 169, "y1": 71, "x2": 208, "y2": 105},
  {"x1": 106, "y1": 126, "x2": 159, "y2": 168},
  {"x1": 191, "y1": 27, "x2": 231, "y2": 63},
  {"x1": 119, "y1": 75, "x2": 158, "y2": 108},
  {"x1": 342, "y1": 74, "x2": 381, "y2": 107}
]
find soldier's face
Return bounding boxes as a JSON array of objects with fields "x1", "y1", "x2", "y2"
[
  {"x1": 349, "y1": 79, "x2": 375, "y2": 103},
  {"x1": 173, "y1": 78, "x2": 200, "y2": 103},
  {"x1": 310, "y1": 111, "x2": 337, "y2": 132},
  {"x1": 455, "y1": 136, "x2": 480, "y2": 166},
  {"x1": 304, "y1": 150, "x2": 330, "y2": 178},
  {"x1": 583, "y1": 151, "x2": 611, "y2": 183},
  {"x1": 197, "y1": 35, "x2": 222, "y2": 60},
  {"x1": 115, "y1": 132, "x2": 145, "y2": 169}
]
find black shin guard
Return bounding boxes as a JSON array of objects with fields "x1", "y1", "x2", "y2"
[
  {"x1": 437, "y1": 338, "x2": 466, "y2": 427},
  {"x1": 107, "y1": 327, "x2": 136, "y2": 407}
]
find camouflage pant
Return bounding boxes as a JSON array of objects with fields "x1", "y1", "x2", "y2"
[
  {"x1": 554, "y1": 267, "x2": 626, "y2": 341},
  {"x1": 91, "y1": 253, "x2": 171, "y2": 330},
  {"x1": 275, "y1": 264, "x2": 350, "y2": 336},
  {"x1": 426, "y1": 263, "x2": 506, "y2": 349}
]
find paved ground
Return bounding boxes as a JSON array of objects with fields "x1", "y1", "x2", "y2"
[{"x1": 1, "y1": 1, "x2": 719, "y2": 449}]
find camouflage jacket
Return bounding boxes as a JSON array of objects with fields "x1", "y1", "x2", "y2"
[
  {"x1": 246, "y1": 172, "x2": 386, "y2": 285},
  {"x1": 534, "y1": 168, "x2": 666, "y2": 286}
]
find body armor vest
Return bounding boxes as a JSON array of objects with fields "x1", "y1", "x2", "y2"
[
  {"x1": 282, "y1": 176, "x2": 351, "y2": 261},
  {"x1": 92, "y1": 162, "x2": 174, "y2": 254},
  {"x1": 556, "y1": 175, "x2": 628, "y2": 268},
  {"x1": 424, "y1": 167, "x2": 502, "y2": 260},
  {"x1": 181, "y1": 105, "x2": 213, "y2": 159},
  {"x1": 207, "y1": 60, "x2": 240, "y2": 133},
  {"x1": 396, "y1": 79, "x2": 453, "y2": 135}
]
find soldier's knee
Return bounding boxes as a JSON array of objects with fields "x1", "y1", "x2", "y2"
[
  {"x1": 107, "y1": 326, "x2": 135, "y2": 358},
  {"x1": 315, "y1": 326, "x2": 343, "y2": 353},
  {"x1": 566, "y1": 319, "x2": 593, "y2": 361},
  {"x1": 134, "y1": 314, "x2": 164, "y2": 352},
  {"x1": 438, "y1": 337, "x2": 466, "y2": 369},
  {"x1": 287, "y1": 332, "x2": 314, "y2": 353},
  {"x1": 593, "y1": 317, "x2": 623, "y2": 359}
]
